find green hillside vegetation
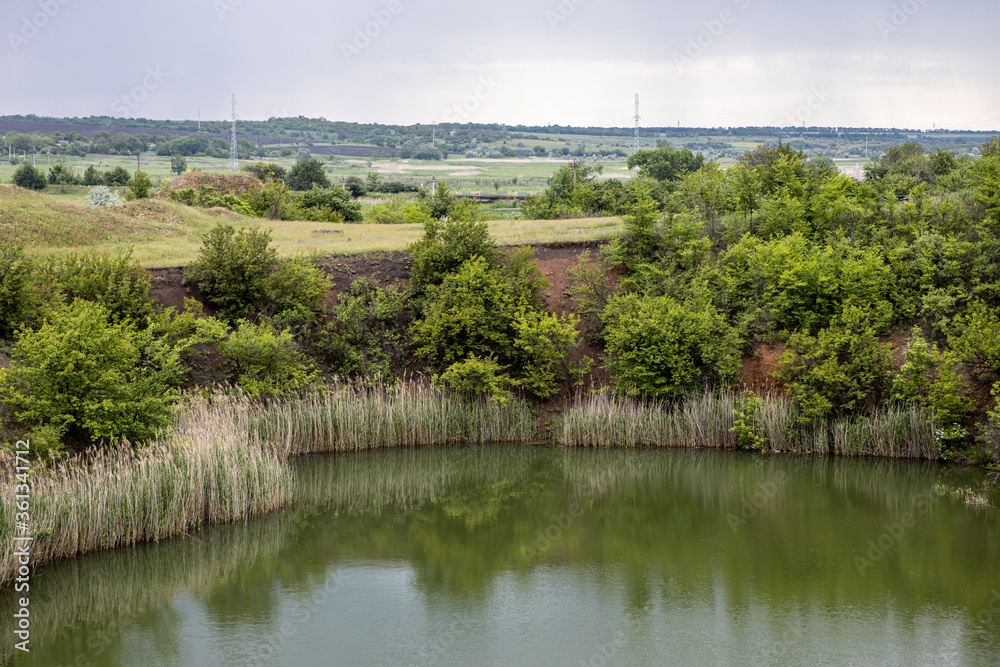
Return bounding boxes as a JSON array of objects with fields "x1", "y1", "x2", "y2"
[{"x1": 0, "y1": 184, "x2": 622, "y2": 266}]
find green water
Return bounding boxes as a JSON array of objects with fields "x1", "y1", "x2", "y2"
[{"x1": 4, "y1": 446, "x2": 1000, "y2": 666}]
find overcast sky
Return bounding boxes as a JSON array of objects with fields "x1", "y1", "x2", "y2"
[{"x1": 1, "y1": 0, "x2": 998, "y2": 130}]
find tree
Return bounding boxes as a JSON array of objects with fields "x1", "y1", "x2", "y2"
[
  {"x1": 104, "y1": 166, "x2": 131, "y2": 186},
  {"x1": 170, "y1": 154, "x2": 187, "y2": 175},
  {"x1": 627, "y1": 144, "x2": 704, "y2": 182},
  {"x1": 48, "y1": 163, "x2": 79, "y2": 185},
  {"x1": 344, "y1": 175, "x2": 368, "y2": 198},
  {"x1": 286, "y1": 156, "x2": 330, "y2": 190},
  {"x1": 125, "y1": 170, "x2": 152, "y2": 200},
  {"x1": 12, "y1": 163, "x2": 47, "y2": 190}
]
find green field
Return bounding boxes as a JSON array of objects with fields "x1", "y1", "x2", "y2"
[
  {"x1": 0, "y1": 184, "x2": 622, "y2": 267},
  {"x1": 0, "y1": 153, "x2": 634, "y2": 201}
]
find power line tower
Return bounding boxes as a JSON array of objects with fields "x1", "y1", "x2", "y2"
[
  {"x1": 229, "y1": 94, "x2": 239, "y2": 172},
  {"x1": 633, "y1": 93, "x2": 641, "y2": 154}
]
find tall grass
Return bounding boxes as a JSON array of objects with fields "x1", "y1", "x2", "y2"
[
  {"x1": 0, "y1": 397, "x2": 291, "y2": 587},
  {"x1": 556, "y1": 390, "x2": 940, "y2": 460},
  {"x1": 251, "y1": 382, "x2": 536, "y2": 454},
  {"x1": 0, "y1": 383, "x2": 535, "y2": 586}
]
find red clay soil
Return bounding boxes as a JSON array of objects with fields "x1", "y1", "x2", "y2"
[{"x1": 147, "y1": 240, "x2": 790, "y2": 403}]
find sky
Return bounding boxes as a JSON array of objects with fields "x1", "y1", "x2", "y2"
[{"x1": 1, "y1": 0, "x2": 998, "y2": 131}]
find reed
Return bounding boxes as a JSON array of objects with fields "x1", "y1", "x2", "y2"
[
  {"x1": 0, "y1": 382, "x2": 535, "y2": 587},
  {"x1": 0, "y1": 397, "x2": 291, "y2": 587},
  {"x1": 250, "y1": 381, "x2": 536, "y2": 454},
  {"x1": 556, "y1": 390, "x2": 940, "y2": 460}
]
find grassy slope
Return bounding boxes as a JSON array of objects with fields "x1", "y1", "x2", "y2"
[{"x1": 0, "y1": 185, "x2": 623, "y2": 267}]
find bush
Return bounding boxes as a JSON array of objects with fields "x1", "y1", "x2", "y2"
[
  {"x1": 209, "y1": 320, "x2": 318, "y2": 398},
  {"x1": 893, "y1": 327, "x2": 973, "y2": 426},
  {"x1": 168, "y1": 187, "x2": 197, "y2": 206},
  {"x1": 407, "y1": 217, "x2": 498, "y2": 291},
  {"x1": 104, "y1": 166, "x2": 131, "y2": 186},
  {"x1": 314, "y1": 278, "x2": 410, "y2": 382},
  {"x1": 39, "y1": 250, "x2": 155, "y2": 323},
  {"x1": 12, "y1": 163, "x2": 47, "y2": 190},
  {"x1": 512, "y1": 308, "x2": 590, "y2": 399},
  {"x1": 603, "y1": 292, "x2": 741, "y2": 398},
  {"x1": 0, "y1": 300, "x2": 184, "y2": 448},
  {"x1": 85, "y1": 185, "x2": 121, "y2": 207},
  {"x1": 411, "y1": 256, "x2": 522, "y2": 370},
  {"x1": 243, "y1": 161, "x2": 287, "y2": 182},
  {"x1": 185, "y1": 224, "x2": 279, "y2": 322},
  {"x1": 776, "y1": 307, "x2": 893, "y2": 421},
  {"x1": 125, "y1": 170, "x2": 152, "y2": 200},
  {"x1": 47, "y1": 163, "x2": 79, "y2": 185},
  {"x1": 436, "y1": 354, "x2": 516, "y2": 404},
  {"x1": 366, "y1": 199, "x2": 433, "y2": 225},
  {"x1": 0, "y1": 244, "x2": 38, "y2": 338},
  {"x1": 294, "y1": 185, "x2": 362, "y2": 222},
  {"x1": 266, "y1": 257, "x2": 330, "y2": 322}
]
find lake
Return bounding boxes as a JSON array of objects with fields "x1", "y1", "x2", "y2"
[{"x1": 4, "y1": 446, "x2": 999, "y2": 666}]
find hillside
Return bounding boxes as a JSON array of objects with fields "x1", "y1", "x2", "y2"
[{"x1": 0, "y1": 186, "x2": 623, "y2": 267}]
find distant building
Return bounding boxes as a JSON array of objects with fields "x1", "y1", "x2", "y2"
[{"x1": 838, "y1": 164, "x2": 866, "y2": 181}]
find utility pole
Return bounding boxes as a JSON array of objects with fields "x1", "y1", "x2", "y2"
[
  {"x1": 229, "y1": 94, "x2": 239, "y2": 172},
  {"x1": 634, "y1": 93, "x2": 641, "y2": 154}
]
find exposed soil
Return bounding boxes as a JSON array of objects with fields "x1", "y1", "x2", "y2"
[{"x1": 147, "y1": 240, "x2": 793, "y2": 436}]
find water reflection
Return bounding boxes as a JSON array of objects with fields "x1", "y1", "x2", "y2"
[{"x1": 4, "y1": 446, "x2": 999, "y2": 666}]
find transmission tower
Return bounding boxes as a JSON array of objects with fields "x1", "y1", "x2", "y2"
[
  {"x1": 633, "y1": 93, "x2": 641, "y2": 154},
  {"x1": 229, "y1": 94, "x2": 239, "y2": 172}
]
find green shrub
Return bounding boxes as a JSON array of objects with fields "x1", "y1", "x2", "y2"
[
  {"x1": 948, "y1": 301, "x2": 1000, "y2": 384},
  {"x1": 104, "y1": 166, "x2": 131, "y2": 186},
  {"x1": 39, "y1": 249, "x2": 155, "y2": 323},
  {"x1": 185, "y1": 224, "x2": 279, "y2": 322},
  {"x1": 512, "y1": 308, "x2": 590, "y2": 399},
  {"x1": 292, "y1": 185, "x2": 362, "y2": 222},
  {"x1": 408, "y1": 217, "x2": 498, "y2": 291},
  {"x1": 411, "y1": 256, "x2": 522, "y2": 370},
  {"x1": 244, "y1": 180, "x2": 288, "y2": 219},
  {"x1": 0, "y1": 244, "x2": 39, "y2": 338},
  {"x1": 47, "y1": 163, "x2": 79, "y2": 186},
  {"x1": 366, "y1": 199, "x2": 433, "y2": 225},
  {"x1": 314, "y1": 279, "x2": 410, "y2": 382},
  {"x1": 12, "y1": 163, "x2": 46, "y2": 190},
  {"x1": 209, "y1": 320, "x2": 318, "y2": 398},
  {"x1": 124, "y1": 170, "x2": 152, "y2": 200},
  {"x1": 892, "y1": 327, "x2": 973, "y2": 429},
  {"x1": 776, "y1": 307, "x2": 893, "y2": 421},
  {"x1": 266, "y1": 257, "x2": 330, "y2": 322},
  {"x1": 436, "y1": 354, "x2": 516, "y2": 404},
  {"x1": 0, "y1": 300, "x2": 184, "y2": 448},
  {"x1": 603, "y1": 292, "x2": 741, "y2": 398},
  {"x1": 168, "y1": 187, "x2": 197, "y2": 206}
]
